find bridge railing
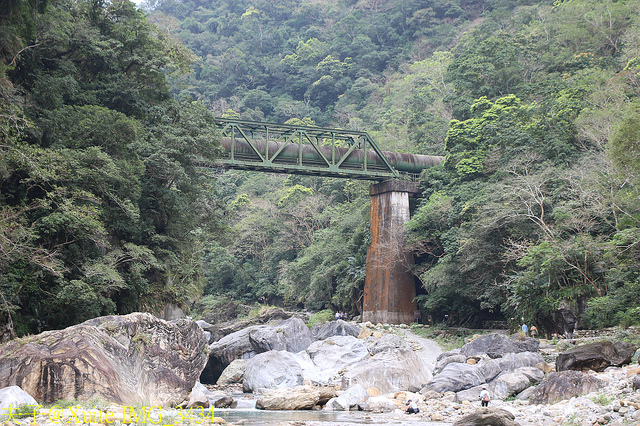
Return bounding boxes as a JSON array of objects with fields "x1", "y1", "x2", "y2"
[{"x1": 205, "y1": 118, "x2": 443, "y2": 180}]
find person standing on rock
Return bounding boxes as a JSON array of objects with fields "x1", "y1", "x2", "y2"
[
  {"x1": 479, "y1": 387, "x2": 490, "y2": 407},
  {"x1": 530, "y1": 325, "x2": 538, "y2": 338}
]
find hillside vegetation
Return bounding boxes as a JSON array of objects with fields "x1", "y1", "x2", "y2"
[{"x1": 2, "y1": 0, "x2": 640, "y2": 336}]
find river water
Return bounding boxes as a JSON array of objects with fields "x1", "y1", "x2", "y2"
[{"x1": 212, "y1": 407, "x2": 449, "y2": 425}]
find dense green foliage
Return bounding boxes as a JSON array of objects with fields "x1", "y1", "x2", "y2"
[
  {"x1": 0, "y1": 0, "x2": 221, "y2": 336},
  {"x1": 164, "y1": 0, "x2": 640, "y2": 333},
  {"x1": 3, "y1": 0, "x2": 640, "y2": 336}
]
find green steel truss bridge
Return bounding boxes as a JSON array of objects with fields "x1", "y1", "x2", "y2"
[{"x1": 210, "y1": 118, "x2": 443, "y2": 181}]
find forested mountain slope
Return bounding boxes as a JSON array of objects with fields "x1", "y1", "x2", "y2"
[
  {"x1": 2, "y1": 0, "x2": 640, "y2": 336},
  {"x1": 152, "y1": 0, "x2": 640, "y2": 333},
  {"x1": 0, "y1": 0, "x2": 222, "y2": 336}
]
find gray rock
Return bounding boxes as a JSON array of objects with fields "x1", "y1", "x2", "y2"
[
  {"x1": 216, "y1": 359, "x2": 249, "y2": 386},
  {"x1": 159, "y1": 303, "x2": 185, "y2": 321},
  {"x1": 311, "y1": 320, "x2": 360, "y2": 340},
  {"x1": 515, "y1": 366, "x2": 545, "y2": 382},
  {"x1": 478, "y1": 358, "x2": 502, "y2": 383},
  {"x1": 213, "y1": 396, "x2": 234, "y2": 408},
  {"x1": 255, "y1": 386, "x2": 320, "y2": 410},
  {"x1": 250, "y1": 317, "x2": 314, "y2": 353},
  {"x1": 497, "y1": 352, "x2": 545, "y2": 373},
  {"x1": 290, "y1": 351, "x2": 326, "y2": 383},
  {"x1": 242, "y1": 351, "x2": 304, "y2": 393},
  {"x1": 205, "y1": 327, "x2": 259, "y2": 383},
  {"x1": 205, "y1": 317, "x2": 313, "y2": 383},
  {"x1": 306, "y1": 336, "x2": 369, "y2": 376},
  {"x1": 204, "y1": 307, "x2": 291, "y2": 343},
  {"x1": 631, "y1": 373, "x2": 640, "y2": 390},
  {"x1": 490, "y1": 372, "x2": 531, "y2": 400},
  {"x1": 185, "y1": 382, "x2": 209, "y2": 409},
  {"x1": 436, "y1": 348, "x2": 461, "y2": 362},
  {"x1": 461, "y1": 333, "x2": 539, "y2": 359},
  {"x1": 0, "y1": 313, "x2": 207, "y2": 406},
  {"x1": 422, "y1": 362, "x2": 485, "y2": 393},
  {"x1": 358, "y1": 395, "x2": 398, "y2": 413},
  {"x1": 515, "y1": 386, "x2": 537, "y2": 400},
  {"x1": 425, "y1": 351, "x2": 542, "y2": 394},
  {"x1": 456, "y1": 384, "x2": 484, "y2": 403},
  {"x1": 452, "y1": 407, "x2": 520, "y2": 426},
  {"x1": 556, "y1": 341, "x2": 638, "y2": 372},
  {"x1": 529, "y1": 370, "x2": 607, "y2": 405},
  {"x1": 325, "y1": 384, "x2": 369, "y2": 411},
  {"x1": 369, "y1": 333, "x2": 409, "y2": 355},
  {"x1": 422, "y1": 390, "x2": 441, "y2": 400},
  {"x1": 0, "y1": 386, "x2": 37, "y2": 420},
  {"x1": 196, "y1": 320, "x2": 212, "y2": 329},
  {"x1": 341, "y1": 348, "x2": 433, "y2": 393},
  {"x1": 434, "y1": 354, "x2": 467, "y2": 375}
]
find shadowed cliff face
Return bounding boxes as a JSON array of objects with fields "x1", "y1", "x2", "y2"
[{"x1": 0, "y1": 313, "x2": 208, "y2": 405}]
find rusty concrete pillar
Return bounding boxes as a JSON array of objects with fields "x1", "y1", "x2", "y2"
[{"x1": 363, "y1": 180, "x2": 419, "y2": 324}]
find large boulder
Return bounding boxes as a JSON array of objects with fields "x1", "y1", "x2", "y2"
[
  {"x1": 341, "y1": 348, "x2": 433, "y2": 393},
  {"x1": 249, "y1": 317, "x2": 314, "y2": 353},
  {"x1": 368, "y1": 333, "x2": 409, "y2": 355},
  {"x1": 490, "y1": 371, "x2": 533, "y2": 400},
  {"x1": 556, "y1": 340, "x2": 638, "y2": 372},
  {"x1": 0, "y1": 386, "x2": 37, "y2": 416},
  {"x1": 255, "y1": 386, "x2": 321, "y2": 410},
  {"x1": 497, "y1": 352, "x2": 545, "y2": 372},
  {"x1": 456, "y1": 384, "x2": 485, "y2": 403},
  {"x1": 185, "y1": 382, "x2": 209, "y2": 409},
  {"x1": 433, "y1": 354, "x2": 467, "y2": 375},
  {"x1": 461, "y1": 333, "x2": 539, "y2": 359},
  {"x1": 632, "y1": 374, "x2": 640, "y2": 391},
  {"x1": 422, "y1": 362, "x2": 485, "y2": 393},
  {"x1": 452, "y1": 407, "x2": 520, "y2": 426},
  {"x1": 204, "y1": 307, "x2": 291, "y2": 342},
  {"x1": 0, "y1": 313, "x2": 207, "y2": 406},
  {"x1": 290, "y1": 351, "x2": 330, "y2": 384},
  {"x1": 325, "y1": 384, "x2": 369, "y2": 411},
  {"x1": 204, "y1": 317, "x2": 313, "y2": 383},
  {"x1": 358, "y1": 395, "x2": 398, "y2": 413},
  {"x1": 242, "y1": 350, "x2": 304, "y2": 393},
  {"x1": 424, "y1": 352, "x2": 542, "y2": 394},
  {"x1": 255, "y1": 385, "x2": 337, "y2": 410},
  {"x1": 529, "y1": 371, "x2": 607, "y2": 405},
  {"x1": 311, "y1": 320, "x2": 360, "y2": 340},
  {"x1": 306, "y1": 336, "x2": 369, "y2": 377},
  {"x1": 216, "y1": 359, "x2": 249, "y2": 386}
]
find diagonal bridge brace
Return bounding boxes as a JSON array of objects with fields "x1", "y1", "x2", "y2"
[{"x1": 211, "y1": 118, "x2": 444, "y2": 181}]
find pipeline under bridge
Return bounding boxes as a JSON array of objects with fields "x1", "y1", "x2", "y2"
[
  {"x1": 212, "y1": 118, "x2": 442, "y2": 181},
  {"x1": 212, "y1": 119, "x2": 445, "y2": 324}
]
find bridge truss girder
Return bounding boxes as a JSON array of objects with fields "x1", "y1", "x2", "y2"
[{"x1": 213, "y1": 119, "x2": 405, "y2": 181}]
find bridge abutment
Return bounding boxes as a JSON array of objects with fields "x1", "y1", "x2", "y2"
[{"x1": 363, "y1": 180, "x2": 419, "y2": 325}]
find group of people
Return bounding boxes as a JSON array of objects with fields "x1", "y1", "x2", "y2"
[
  {"x1": 521, "y1": 322, "x2": 538, "y2": 338},
  {"x1": 334, "y1": 311, "x2": 347, "y2": 320}
]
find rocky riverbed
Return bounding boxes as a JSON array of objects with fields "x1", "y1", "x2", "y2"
[
  {"x1": 199, "y1": 318, "x2": 640, "y2": 426},
  {"x1": 0, "y1": 311, "x2": 638, "y2": 426}
]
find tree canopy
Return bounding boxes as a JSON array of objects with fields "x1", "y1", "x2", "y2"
[{"x1": 3, "y1": 0, "x2": 640, "y2": 336}]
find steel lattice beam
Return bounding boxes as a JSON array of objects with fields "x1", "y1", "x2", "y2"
[{"x1": 206, "y1": 118, "x2": 443, "y2": 181}]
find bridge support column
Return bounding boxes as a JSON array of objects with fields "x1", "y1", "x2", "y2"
[{"x1": 363, "y1": 180, "x2": 419, "y2": 325}]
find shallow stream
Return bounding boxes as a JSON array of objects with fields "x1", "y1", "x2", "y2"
[{"x1": 212, "y1": 408, "x2": 448, "y2": 425}]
